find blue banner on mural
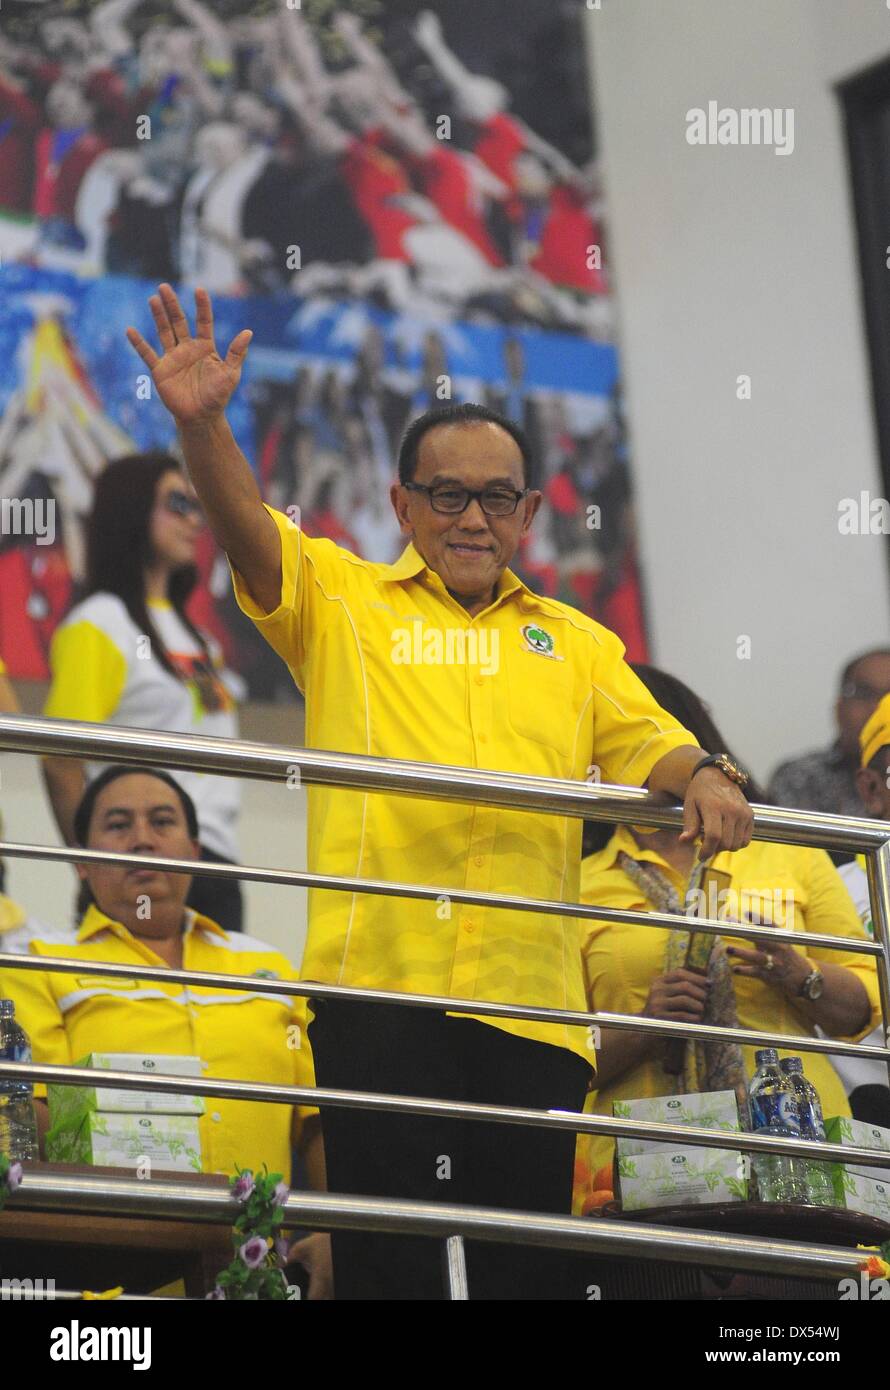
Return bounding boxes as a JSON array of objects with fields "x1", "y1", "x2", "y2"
[{"x1": 0, "y1": 263, "x2": 620, "y2": 450}]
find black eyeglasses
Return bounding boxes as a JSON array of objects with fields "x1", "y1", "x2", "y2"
[
  {"x1": 403, "y1": 482, "x2": 529, "y2": 516},
  {"x1": 163, "y1": 490, "x2": 203, "y2": 520}
]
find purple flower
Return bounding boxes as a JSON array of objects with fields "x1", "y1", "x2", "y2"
[
  {"x1": 6, "y1": 1163, "x2": 22, "y2": 1192},
  {"x1": 205, "y1": 1286, "x2": 226, "y2": 1300},
  {"x1": 274, "y1": 1236, "x2": 290, "y2": 1265},
  {"x1": 239, "y1": 1235, "x2": 268, "y2": 1269},
  {"x1": 273, "y1": 1181, "x2": 289, "y2": 1208},
  {"x1": 232, "y1": 1172, "x2": 255, "y2": 1202}
]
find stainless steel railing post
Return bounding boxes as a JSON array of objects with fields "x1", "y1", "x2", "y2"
[
  {"x1": 866, "y1": 840, "x2": 890, "y2": 1093},
  {"x1": 442, "y1": 1236, "x2": 469, "y2": 1300}
]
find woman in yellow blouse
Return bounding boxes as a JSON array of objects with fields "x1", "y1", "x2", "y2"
[{"x1": 574, "y1": 666, "x2": 881, "y2": 1214}]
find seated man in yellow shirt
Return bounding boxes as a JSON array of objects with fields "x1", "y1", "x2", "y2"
[{"x1": 0, "y1": 766, "x2": 323, "y2": 1193}]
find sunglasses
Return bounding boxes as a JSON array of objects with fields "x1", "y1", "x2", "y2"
[
  {"x1": 163, "y1": 489, "x2": 203, "y2": 520},
  {"x1": 841, "y1": 681, "x2": 889, "y2": 703}
]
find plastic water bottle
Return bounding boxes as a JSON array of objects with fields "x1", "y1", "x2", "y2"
[
  {"x1": 0, "y1": 999, "x2": 38, "y2": 1162},
  {"x1": 749, "y1": 1048, "x2": 806, "y2": 1202},
  {"x1": 779, "y1": 1057, "x2": 834, "y2": 1206}
]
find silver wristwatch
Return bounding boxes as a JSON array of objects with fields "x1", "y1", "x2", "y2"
[{"x1": 797, "y1": 963, "x2": 824, "y2": 1001}]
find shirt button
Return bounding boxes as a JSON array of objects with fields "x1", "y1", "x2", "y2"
[
  {"x1": 475, "y1": 674, "x2": 484, "y2": 686},
  {"x1": 474, "y1": 855, "x2": 484, "y2": 867},
  {"x1": 211, "y1": 1112, "x2": 222, "y2": 1123},
  {"x1": 478, "y1": 733, "x2": 488, "y2": 744},
  {"x1": 463, "y1": 920, "x2": 475, "y2": 933}
]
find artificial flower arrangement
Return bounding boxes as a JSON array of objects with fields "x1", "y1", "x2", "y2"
[
  {"x1": 207, "y1": 1166, "x2": 294, "y2": 1300},
  {"x1": 0, "y1": 1153, "x2": 22, "y2": 1211},
  {"x1": 858, "y1": 1245, "x2": 890, "y2": 1283}
]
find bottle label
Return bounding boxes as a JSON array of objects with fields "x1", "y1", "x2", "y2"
[{"x1": 751, "y1": 1092, "x2": 801, "y2": 1134}]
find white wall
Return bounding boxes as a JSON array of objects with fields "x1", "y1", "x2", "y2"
[{"x1": 585, "y1": 0, "x2": 890, "y2": 783}]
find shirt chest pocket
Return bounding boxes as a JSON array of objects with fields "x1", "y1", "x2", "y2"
[
  {"x1": 719, "y1": 877, "x2": 804, "y2": 935},
  {"x1": 504, "y1": 644, "x2": 582, "y2": 763}
]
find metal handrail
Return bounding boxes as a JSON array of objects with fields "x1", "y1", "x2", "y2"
[
  {"x1": 0, "y1": 839, "x2": 882, "y2": 958},
  {"x1": 2, "y1": 711, "x2": 890, "y2": 850},
  {"x1": 1, "y1": 711, "x2": 889, "y2": 1297},
  {"x1": 1, "y1": 949, "x2": 887, "y2": 1063},
  {"x1": 0, "y1": 1055, "x2": 887, "y2": 1168},
  {"x1": 6, "y1": 1169, "x2": 874, "y2": 1281},
  {"x1": 0, "y1": 713, "x2": 887, "y2": 1095}
]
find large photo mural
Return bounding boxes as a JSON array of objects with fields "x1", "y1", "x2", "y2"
[{"x1": 0, "y1": 0, "x2": 648, "y2": 697}]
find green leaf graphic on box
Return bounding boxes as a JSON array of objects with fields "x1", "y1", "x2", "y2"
[
  {"x1": 725, "y1": 1178, "x2": 748, "y2": 1199},
  {"x1": 47, "y1": 1079, "x2": 91, "y2": 1126},
  {"x1": 46, "y1": 1110, "x2": 90, "y2": 1164},
  {"x1": 617, "y1": 1158, "x2": 637, "y2": 1178},
  {"x1": 188, "y1": 1150, "x2": 202, "y2": 1173},
  {"x1": 703, "y1": 1170, "x2": 721, "y2": 1192},
  {"x1": 614, "y1": 1101, "x2": 631, "y2": 1119}
]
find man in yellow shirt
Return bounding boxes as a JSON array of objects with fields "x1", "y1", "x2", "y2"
[{"x1": 127, "y1": 284, "x2": 753, "y2": 1300}]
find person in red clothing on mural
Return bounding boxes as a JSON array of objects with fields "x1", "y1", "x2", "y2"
[
  {"x1": 413, "y1": 9, "x2": 607, "y2": 296},
  {"x1": 0, "y1": 61, "x2": 42, "y2": 212},
  {"x1": 332, "y1": 13, "x2": 507, "y2": 268},
  {"x1": 33, "y1": 80, "x2": 108, "y2": 235}
]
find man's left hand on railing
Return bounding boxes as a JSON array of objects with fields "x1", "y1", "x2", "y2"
[
  {"x1": 647, "y1": 746, "x2": 754, "y2": 858},
  {"x1": 680, "y1": 766, "x2": 754, "y2": 858}
]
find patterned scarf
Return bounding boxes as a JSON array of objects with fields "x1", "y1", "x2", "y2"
[{"x1": 617, "y1": 850, "x2": 749, "y2": 1113}]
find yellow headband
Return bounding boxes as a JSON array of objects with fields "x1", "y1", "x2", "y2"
[{"x1": 860, "y1": 692, "x2": 890, "y2": 769}]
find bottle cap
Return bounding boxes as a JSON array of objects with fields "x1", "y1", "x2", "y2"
[
  {"x1": 754, "y1": 1047, "x2": 779, "y2": 1066},
  {"x1": 779, "y1": 1057, "x2": 803, "y2": 1073},
  {"x1": 0, "y1": 999, "x2": 14, "y2": 1018}
]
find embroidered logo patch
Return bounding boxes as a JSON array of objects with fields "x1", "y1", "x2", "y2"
[{"x1": 521, "y1": 623, "x2": 556, "y2": 657}]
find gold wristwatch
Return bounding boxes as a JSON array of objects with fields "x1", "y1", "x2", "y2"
[{"x1": 690, "y1": 752, "x2": 750, "y2": 790}]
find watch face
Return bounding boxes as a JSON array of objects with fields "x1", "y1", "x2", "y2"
[
  {"x1": 717, "y1": 755, "x2": 747, "y2": 786},
  {"x1": 806, "y1": 974, "x2": 824, "y2": 1000}
]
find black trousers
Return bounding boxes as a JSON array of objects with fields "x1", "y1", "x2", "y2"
[
  {"x1": 186, "y1": 845, "x2": 244, "y2": 933},
  {"x1": 308, "y1": 996, "x2": 591, "y2": 1301}
]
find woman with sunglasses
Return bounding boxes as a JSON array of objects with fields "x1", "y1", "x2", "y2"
[{"x1": 42, "y1": 453, "x2": 245, "y2": 931}]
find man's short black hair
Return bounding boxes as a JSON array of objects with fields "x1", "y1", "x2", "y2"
[
  {"x1": 397, "y1": 403, "x2": 533, "y2": 488},
  {"x1": 74, "y1": 765, "x2": 200, "y2": 846}
]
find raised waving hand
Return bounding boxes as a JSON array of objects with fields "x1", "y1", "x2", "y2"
[{"x1": 126, "y1": 283, "x2": 252, "y2": 425}]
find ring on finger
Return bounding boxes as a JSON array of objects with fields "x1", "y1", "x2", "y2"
[{"x1": 764, "y1": 953, "x2": 775, "y2": 973}]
